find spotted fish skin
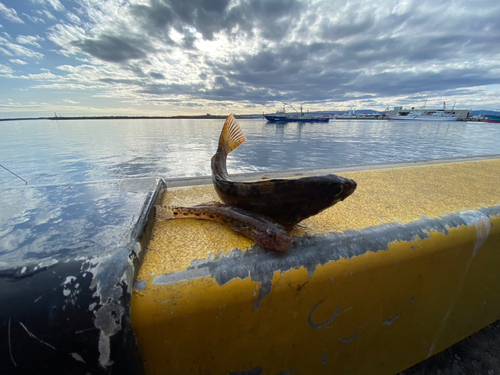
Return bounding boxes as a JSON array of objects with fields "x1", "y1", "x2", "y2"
[
  {"x1": 211, "y1": 114, "x2": 357, "y2": 229},
  {"x1": 156, "y1": 203, "x2": 292, "y2": 252}
]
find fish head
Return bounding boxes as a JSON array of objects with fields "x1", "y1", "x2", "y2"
[
  {"x1": 325, "y1": 175, "x2": 357, "y2": 203},
  {"x1": 339, "y1": 177, "x2": 357, "y2": 199},
  {"x1": 252, "y1": 224, "x2": 292, "y2": 252}
]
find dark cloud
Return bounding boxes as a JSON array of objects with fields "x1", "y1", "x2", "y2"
[
  {"x1": 319, "y1": 13, "x2": 377, "y2": 40},
  {"x1": 52, "y1": 0, "x2": 500, "y2": 108},
  {"x1": 204, "y1": 29, "x2": 500, "y2": 105},
  {"x1": 131, "y1": 0, "x2": 229, "y2": 41},
  {"x1": 131, "y1": 0, "x2": 303, "y2": 41},
  {"x1": 149, "y1": 72, "x2": 165, "y2": 79},
  {"x1": 71, "y1": 34, "x2": 151, "y2": 62},
  {"x1": 353, "y1": 69, "x2": 498, "y2": 98},
  {"x1": 131, "y1": 1, "x2": 176, "y2": 45},
  {"x1": 99, "y1": 77, "x2": 143, "y2": 85},
  {"x1": 138, "y1": 82, "x2": 204, "y2": 96}
]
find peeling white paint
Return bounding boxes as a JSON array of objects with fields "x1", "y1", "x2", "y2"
[
  {"x1": 98, "y1": 333, "x2": 112, "y2": 368},
  {"x1": 459, "y1": 211, "x2": 491, "y2": 256},
  {"x1": 70, "y1": 352, "x2": 85, "y2": 363},
  {"x1": 87, "y1": 248, "x2": 135, "y2": 369},
  {"x1": 63, "y1": 276, "x2": 77, "y2": 285},
  {"x1": 153, "y1": 268, "x2": 210, "y2": 285},
  {"x1": 62, "y1": 275, "x2": 79, "y2": 301}
]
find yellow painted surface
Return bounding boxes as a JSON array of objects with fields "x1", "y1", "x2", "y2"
[
  {"x1": 140, "y1": 159, "x2": 500, "y2": 278},
  {"x1": 132, "y1": 159, "x2": 500, "y2": 374}
]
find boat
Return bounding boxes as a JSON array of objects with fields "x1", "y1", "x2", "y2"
[
  {"x1": 389, "y1": 102, "x2": 459, "y2": 121},
  {"x1": 389, "y1": 109, "x2": 458, "y2": 121},
  {"x1": 484, "y1": 114, "x2": 500, "y2": 123},
  {"x1": 332, "y1": 108, "x2": 384, "y2": 120},
  {"x1": 264, "y1": 104, "x2": 329, "y2": 123},
  {"x1": 335, "y1": 109, "x2": 357, "y2": 119}
]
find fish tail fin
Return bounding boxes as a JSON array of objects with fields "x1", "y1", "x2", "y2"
[
  {"x1": 156, "y1": 205, "x2": 176, "y2": 220},
  {"x1": 218, "y1": 114, "x2": 246, "y2": 153}
]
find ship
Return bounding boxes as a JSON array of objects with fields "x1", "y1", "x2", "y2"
[
  {"x1": 483, "y1": 114, "x2": 500, "y2": 123},
  {"x1": 264, "y1": 104, "x2": 329, "y2": 123},
  {"x1": 389, "y1": 102, "x2": 459, "y2": 121}
]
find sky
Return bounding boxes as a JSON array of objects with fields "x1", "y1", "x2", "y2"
[{"x1": 0, "y1": 0, "x2": 499, "y2": 118}]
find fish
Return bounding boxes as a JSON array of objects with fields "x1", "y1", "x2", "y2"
[
  {"x1": 211, "y1": 114, "x2": 357, "y2": 229},
  {"x1": 156, "y1": 202, "x2": 292, "y2": 252}
]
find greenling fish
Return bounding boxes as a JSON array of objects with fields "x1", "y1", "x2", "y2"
[
  {"x1": 156, "y1": 203, "x2": 292, "y2": 252},
  {"x1": 211, "y1": 114, "x2": 357, "y2": 229}
]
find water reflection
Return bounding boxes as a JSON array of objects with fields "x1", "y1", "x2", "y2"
[
  {"x1": 1, "y1": 118, "x2": 500, "y2": 190},
  {"x1": 0, "y1": 180, "x2": 157, "y2": 267}
]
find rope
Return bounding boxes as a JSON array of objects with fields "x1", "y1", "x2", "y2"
[{"x1": 0, "y1": 164, "x2": 27, "y2": 185}]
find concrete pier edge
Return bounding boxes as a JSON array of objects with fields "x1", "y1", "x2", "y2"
[{"x1": 132, "y1": 155, "x2": 500, "y2": 374}]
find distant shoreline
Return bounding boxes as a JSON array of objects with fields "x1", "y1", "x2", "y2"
[{"x1": 0, "y1": 115, "x2": 252, "y2": 122}]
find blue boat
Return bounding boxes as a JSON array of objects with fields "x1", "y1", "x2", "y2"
[{"x1": 265, "y1": 104, "x2": 329, "y2": 123}]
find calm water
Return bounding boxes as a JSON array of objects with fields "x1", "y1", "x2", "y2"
[{"x1": 1, "y1": 118, "x2": 500, "y2": 189}]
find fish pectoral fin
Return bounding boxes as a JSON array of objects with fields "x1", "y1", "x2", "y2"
[{"x1": 219, "y1": 114, "x2": 246, "y2": 153}]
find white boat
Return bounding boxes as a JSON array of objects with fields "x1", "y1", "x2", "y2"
[
  {"x1": 389, "y1": 109, "x2": 458, "y2": 121},
  {"x1": 335, "y1": 109, "x2": 357, "y2": 119}
]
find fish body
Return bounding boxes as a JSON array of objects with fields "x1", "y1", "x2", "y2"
[
  {"x1": 211, "y1": 114, "x2": 357, "y2": 229},
  {"x1": 156, "y1": 203, "x2": 292, "y2": 252}
]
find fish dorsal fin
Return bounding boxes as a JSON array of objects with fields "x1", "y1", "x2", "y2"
[{"x1": 219, "y1": 114, "x2": 246, "y2": 153}]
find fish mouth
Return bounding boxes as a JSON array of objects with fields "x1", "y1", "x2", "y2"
[{"x1": 341, "y1": 178, "x2": 357, "y2": 198}]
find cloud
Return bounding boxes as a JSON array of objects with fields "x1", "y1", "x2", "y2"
[
  {"x1": 9, "y1": 59, "x2": 28, "y2": 65},
  {"x1": 19, "y1": 71, "x2": 58, "y2": 80},
  {"x1": 31, "y1": 0, "x2": 65, "y2": 13},
  {"x1": 0, "y1": 3, "x2": 24, "y2": 24},
  {"x1": 35, "y1": 9, "x2": 56, "y2": 20},
  {"x1": 3, "y1": 0, "x2": 500, "y2": 114},
  {"x1": 65, "y1": 12, "x2": 81, "y2": 24},
  {"x1": 149, "y1": 72, "x2": 165, "y2": 80},
  {"x1": 0, "y1": 35, "x2": 44, "y2": 59},
  {"x1": 0, "y1": 63, "x2": 14, "y2": 74},
  {"x1": 16, "y1": 35, "x2": 44, "y2": 48},
  {"x1": 71, "y1": 34, "x2": 152, "y2": 63},
  {"x1": 47, "y1": 0, "x2": 65, "y2": 12},
  {"x1": 131, "y1": 0, "x2": 304, "y2": 42},
  {"x1": 23, "y1": 13, "x2": 45, "y2": 24}
]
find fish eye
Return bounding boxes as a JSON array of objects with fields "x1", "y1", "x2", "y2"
[
  {"x1": 266, "y1": 228, "x2": 277, "y2": 239},
  {"x1": 331, "y1": 184, "x2": 343, "y2": 196}
]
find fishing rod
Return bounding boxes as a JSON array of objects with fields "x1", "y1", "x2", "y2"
[{"x1": 0, "y1": 164, "x2": 28, "y2": 185}]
